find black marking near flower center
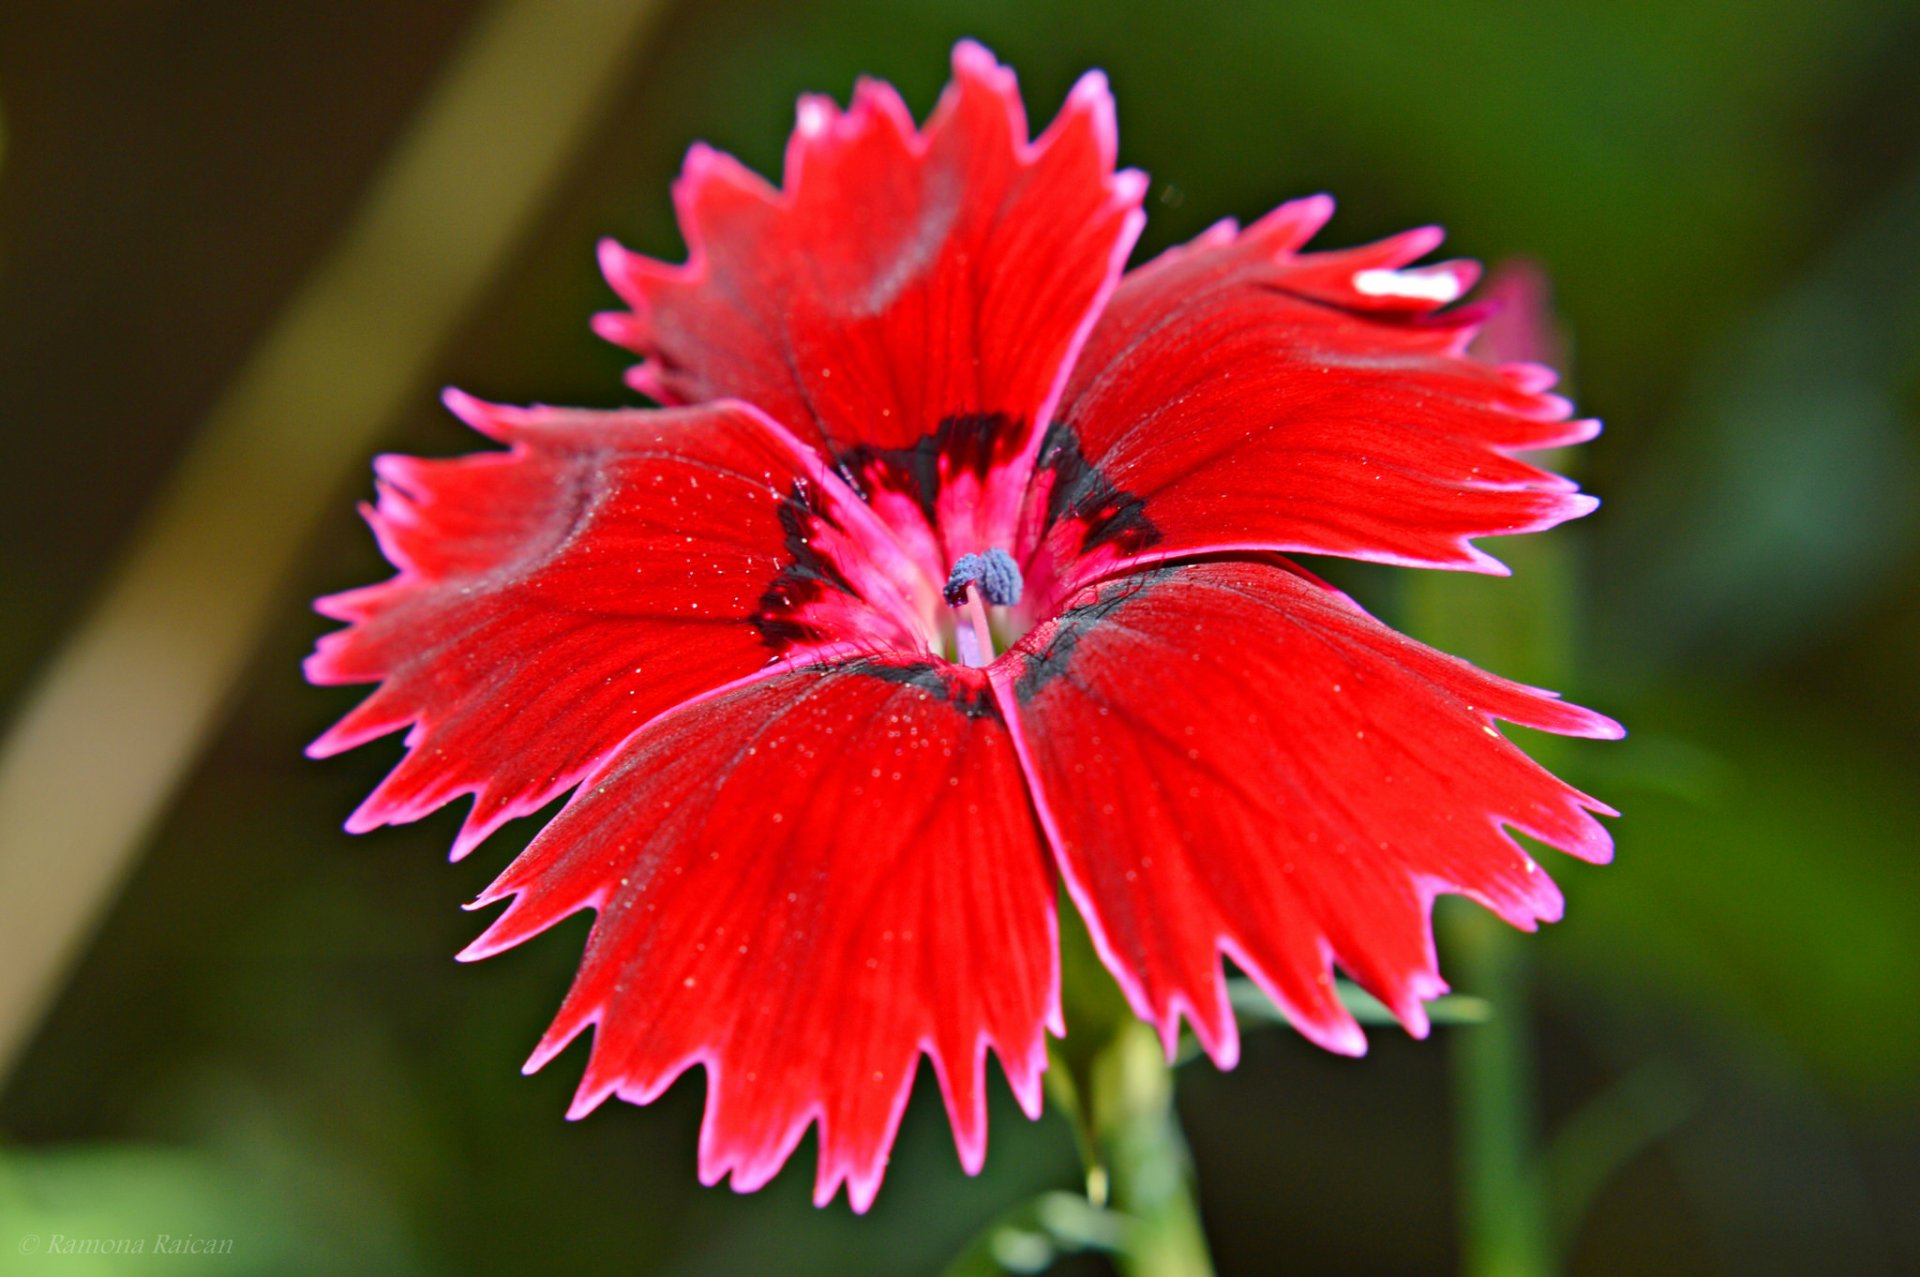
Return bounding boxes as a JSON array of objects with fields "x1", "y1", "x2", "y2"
[
  {"x1": 750, "y1": 413, "x2": 1030, "y2": 655},
  {"x1": 943, "y1": 549, "x2": 1023, "y2": 607},
  {"x1": 834, "y1": 412, "x2": 1021, "y2": 520},
  {"x1": 853, "y1": 658, "x2": 1000, "y2": 719},
  {"x1": 1034, "y1": 422, "x2": 1160, "y2": 555},
  {"x1": 748, "y1": 414, "x2": 1161, "y2": 664},
  {"x1": 751, "y1": 478, "x2": 858, "y2": 648},
  {"x1": 1013, "y1": 568, "x2": 1171, "y2": 701}
]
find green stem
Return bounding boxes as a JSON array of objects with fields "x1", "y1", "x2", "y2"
[
  {"x1": 1445, "y1": 911, "x2": 1552, "y2": 1277},
  {"x1": 1054, "y1": 900, "x2": 1215, "y2": 1277},
  {"x1": 1089, "y1": 1020, "x2": 1216, "y2": 1277},
  {"x1": 1404, "y1": 488, "x2": 1580, "y2": 1277}
]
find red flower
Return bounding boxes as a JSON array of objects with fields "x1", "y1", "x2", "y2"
[{"x1": 307, "y1": 42, "x2": 1618, "y2": 1211}]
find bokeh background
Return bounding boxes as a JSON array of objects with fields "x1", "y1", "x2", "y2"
[{"x1": 2, "y1": 2, "x2": 1917, "y2": 1273}]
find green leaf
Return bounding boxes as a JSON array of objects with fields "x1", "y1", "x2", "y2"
[
  {"x1": 1545, "y1": 1060, "x2": 1699, "y2": 1247},
  {"x1": 1227, "y1": 976, "x2": 1492, "y2": 1032},
  {"x1": 938, "y1": 1191, "x2": 1126, "y2": 1277}
]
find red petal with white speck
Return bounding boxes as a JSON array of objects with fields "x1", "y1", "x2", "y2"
[
  {"x1": 1027, "y1": 198, "x2": 1599, "y2": 589},
  {"x1": 460, "y1": 659, "x2": 1056, "y2": 1212},
  {"x1": 306, "y1": 395, "x2": 901, "y2": 859},
  {"x1": 997, "y1": 560, "x2": 1617, "y2": 1062},
  {"x1": 596, "y1": 41, "x2": 1145, "y2": 475}
]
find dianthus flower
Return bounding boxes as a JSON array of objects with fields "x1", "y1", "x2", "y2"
[{"x1": 308, "y1": 43, "x2": 1618, "y2": 1211}]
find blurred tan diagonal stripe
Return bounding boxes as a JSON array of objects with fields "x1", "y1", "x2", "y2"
[{"x1": 0, "y1": 0, "x2": 669, "y2": 1084}]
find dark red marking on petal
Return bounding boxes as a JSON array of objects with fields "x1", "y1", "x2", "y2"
[
  {"x1": 836, "y1": 413, "x2": 1020, "y2": 521},
  {"x1": 596, "y1": 43, "x2": 1146, "y2": 495},
  {"x1": 748, "y1": 475, "x2": 916, "y2": 652},
  {"x1": 459, "y1": 659, "x2": 1056, "y2": 1211},
  {"x1": 1028, "y1": 423, "x2": 1161, "y2": 559},
  {"x1": 1014, "y1": 421, "x2": 1160, "y2": 614},
  {"x1": 1033, "y1": 196, "x2": 1600, "y2": 588},
  {"x1": 307, "y1": 394, "x2": 930, "y2": 859},
  {"x1": 993, "y1": 560, "x2": 1617, "y2": 1064},
  {"x1": 832, "y1": 411, "x2": 1033, "y2": 569}
]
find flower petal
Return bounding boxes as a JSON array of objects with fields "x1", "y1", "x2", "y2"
[
  {"x1": 597, "y1": 40, "x2": 1146, "y2": 471},
  {"x1": 1466, "y1": 258, "x2": 1566, "y2": 368},
  {"x1": 306, "y1": 394, "x2": 916, "y2": 859},
  {"x1": 1024, "y1": 199, "x2": 1598, "y2": 592},
  {"x1": 992, "y1": 560, "x2": 1618, "y2": 1063},
  {"x1": 460, "y1": 659, "x2": 1057, "y2": 1212}
]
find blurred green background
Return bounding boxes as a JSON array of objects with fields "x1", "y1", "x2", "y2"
[{"x1": 2, "y1": 1, "x2": 1916, "y2": 1273}]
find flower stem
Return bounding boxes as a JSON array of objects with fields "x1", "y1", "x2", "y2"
[
  {"x1": 1089, "y1": 1020, "x2": 1216, "y2": 1277},
  {"x1": 1445, "y1": 910, "x2": 1553, "y2": 1277},
  {"x1": 1054, "y1": 900, "x2": 1216, "y2": 1276},
  {"x1": 1405, "y1": 491, "x2": 1579, "y2": 1277}
]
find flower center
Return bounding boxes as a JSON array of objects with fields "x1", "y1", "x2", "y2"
[
  {"x1": 942, "y1": 549, "x2": 1023, "y2": 667},
  {"x1": 750, "y1": 420, "x2": 1075, "y2": 668}
]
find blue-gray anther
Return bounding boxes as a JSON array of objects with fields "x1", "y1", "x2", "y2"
[{"x1": 943, "y1": 548, "x2": 1023, "y2": 607}]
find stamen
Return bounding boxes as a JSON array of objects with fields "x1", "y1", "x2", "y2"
[
  {"x1": 944, "y1": 548, "x2": 1023, "y2": 607},
  {"x1": 952, "y1": 585, "x2": 996, "y2": 668},
  {"x1": 945, "y1": 550, "x2": 1021, "y2": 666}
]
